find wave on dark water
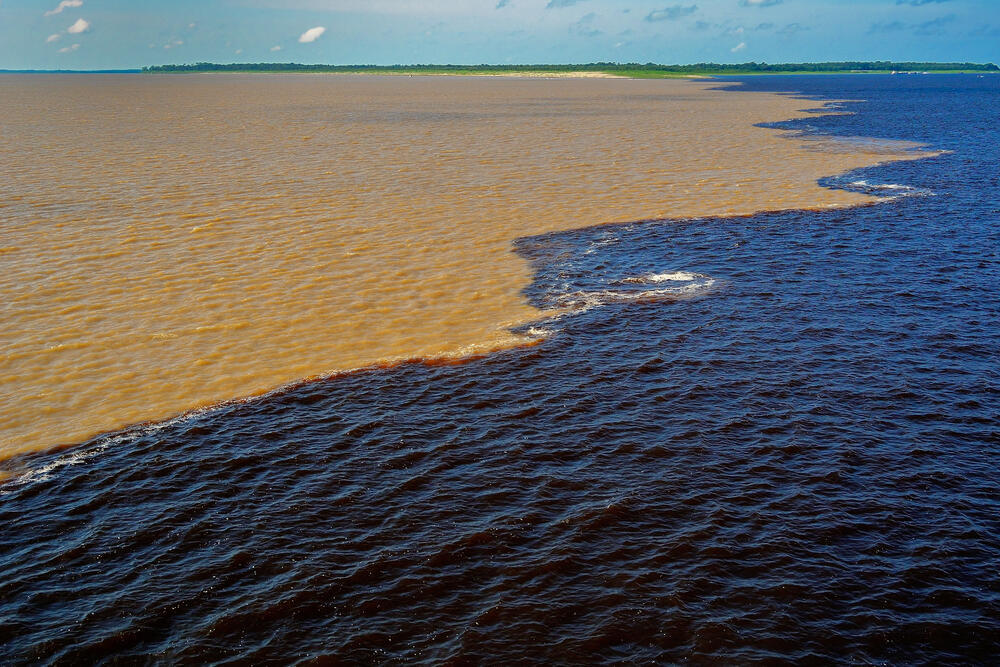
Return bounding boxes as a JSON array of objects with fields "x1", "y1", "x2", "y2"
[{"x1": 2, "y1": 74, "x2": 999, "y2": 663}]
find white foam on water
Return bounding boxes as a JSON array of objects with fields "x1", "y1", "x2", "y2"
[
  {"x1": 524, "y1": 326, "x2": 555, "y2": 338},
  {"x1": 647, "y1": 271, "x2": 700, "y2": 282},
  {"x1": 1, "y1": 439, "x2": 114, "y2": 493},
  {"x1": 616, "y1": 271, "x2": 706, "y2": 285},
  {"x1": 553, "y1": 275, "x2": 717, "y2": 313},
  {"x1": 0, "y1": 406, "x2": 223, "y2": 494},
  {"x1": 850, "y1": 179, "x2": 912, "y2": 190},
  {"x1": 583, "y1": 234, "x2": 621, "y2": 255},
  {"x1": 848, "y1": 180, "x2": 933, "y2": 198}
]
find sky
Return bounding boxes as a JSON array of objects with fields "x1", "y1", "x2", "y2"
[{"x1": 0, "y1": 0, "x2": 997, "y2": 70}]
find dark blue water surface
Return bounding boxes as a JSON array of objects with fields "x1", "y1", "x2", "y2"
[{"x1": 2, "y1": 75, "x2": 999, "y2": 663}]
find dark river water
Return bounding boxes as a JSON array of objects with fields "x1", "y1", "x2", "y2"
[{"x1": 2, "y1": 74, "x2": 999, "y2": 663}]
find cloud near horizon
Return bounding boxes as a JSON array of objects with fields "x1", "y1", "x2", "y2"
[
  {"x1": 869, "y1": 20, "x2": 906, "y2": 33},
  {"x1": 739, "y1": 0, "x2": 782, "y2": 7},
  {"x1": 66, "y1": 18, "x2": 90, "y2": 34},
  {"x1": 44, "y1": 0, "x2": 82, "y2": 17},
  {"x1": 776, "y1": 22, "x2": 809, "y2": 37},
  {"x1": 572, "y1": 11, "x2": 603, "y2": 37},
  {"x1": 914, "y1": 14, "x2": 956, "y2": 35},
  {"x1": 868, "y1": 14, "x2": 956, "y2": 37},
  {"x1": 645, "y1": 4, "x2": 698, "y2": 22},
  {"x1": 298, "y1": 26, "x2": 326, "y2": 43}
]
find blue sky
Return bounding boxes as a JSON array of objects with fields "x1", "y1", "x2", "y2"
[{"x1": 0, "y1": 0, "x2": 997, "y2": 70}]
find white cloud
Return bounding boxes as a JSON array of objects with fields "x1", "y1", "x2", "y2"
[
  {"x1": 58, "y1": 43, "x2": 80, "y2": 53},
  {"x1": 645, "y1": 5, "x2": 698, "y2": 22},
  {"x1": 66, "y1": 18, "x2": 90, "y2": 34},
  {"x1": 240, "y1": 0, "x2": 488, "y2": 15},
  {"x1": 235, "y1": 48, "x2": 243, "y2": 54},
  {"x1": 731, "y1": 41, "x2": 747, "y2": 52},
  {"x1": 270, "y1": 45, "x2": 283, "y2": 51},
  {"x1": 44, "y1": 0, "x2": 82, "y2": 16},
  {"x1": 46, "y1": 33, "x2": 61, "y2": 43},
  {"x1": 298, "y1": 26, "x2": 326, "y2": 43}
]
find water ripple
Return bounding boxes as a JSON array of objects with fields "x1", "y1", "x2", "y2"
[{"x1": 2, "y1": 74, "x2": 999, "y2": 663}]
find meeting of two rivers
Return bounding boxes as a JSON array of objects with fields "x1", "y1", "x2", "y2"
[
  {"x1": 1, "y1": 74, "x2": 998, "y2": 662},
  {"x1": 2, "y1": 74, "x2": 925, "y2": 460}
]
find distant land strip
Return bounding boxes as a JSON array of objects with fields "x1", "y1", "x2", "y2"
[
  {"x1": 0, "y1": 69, "x2": 142, "y2": 74},
  {"x1": 139, "y1": 61, "x2": 1000, "y2": 77}
]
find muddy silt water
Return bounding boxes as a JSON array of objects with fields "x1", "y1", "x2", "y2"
[{"x1": 0, "y1": 73, "x2": 921, "y2": 460}]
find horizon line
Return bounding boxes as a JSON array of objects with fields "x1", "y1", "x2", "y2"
[{"x1": 4, "y1": 60, "x2": 999, "y2": 75}]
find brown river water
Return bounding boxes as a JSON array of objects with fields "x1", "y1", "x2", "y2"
[{"x1": 0, "y1": 74, "x2": 924, "y2": 461}]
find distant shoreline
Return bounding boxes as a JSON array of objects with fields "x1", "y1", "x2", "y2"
[
  {"x1": 0, "y1": 69, "x2": 142, "y2": 74},
  {"x1": 142, "y1": 62, "x2": 1000, "y2": 78},
  {"x1": 2, "y1": 61, "x2": 996, "y2": 77}
]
